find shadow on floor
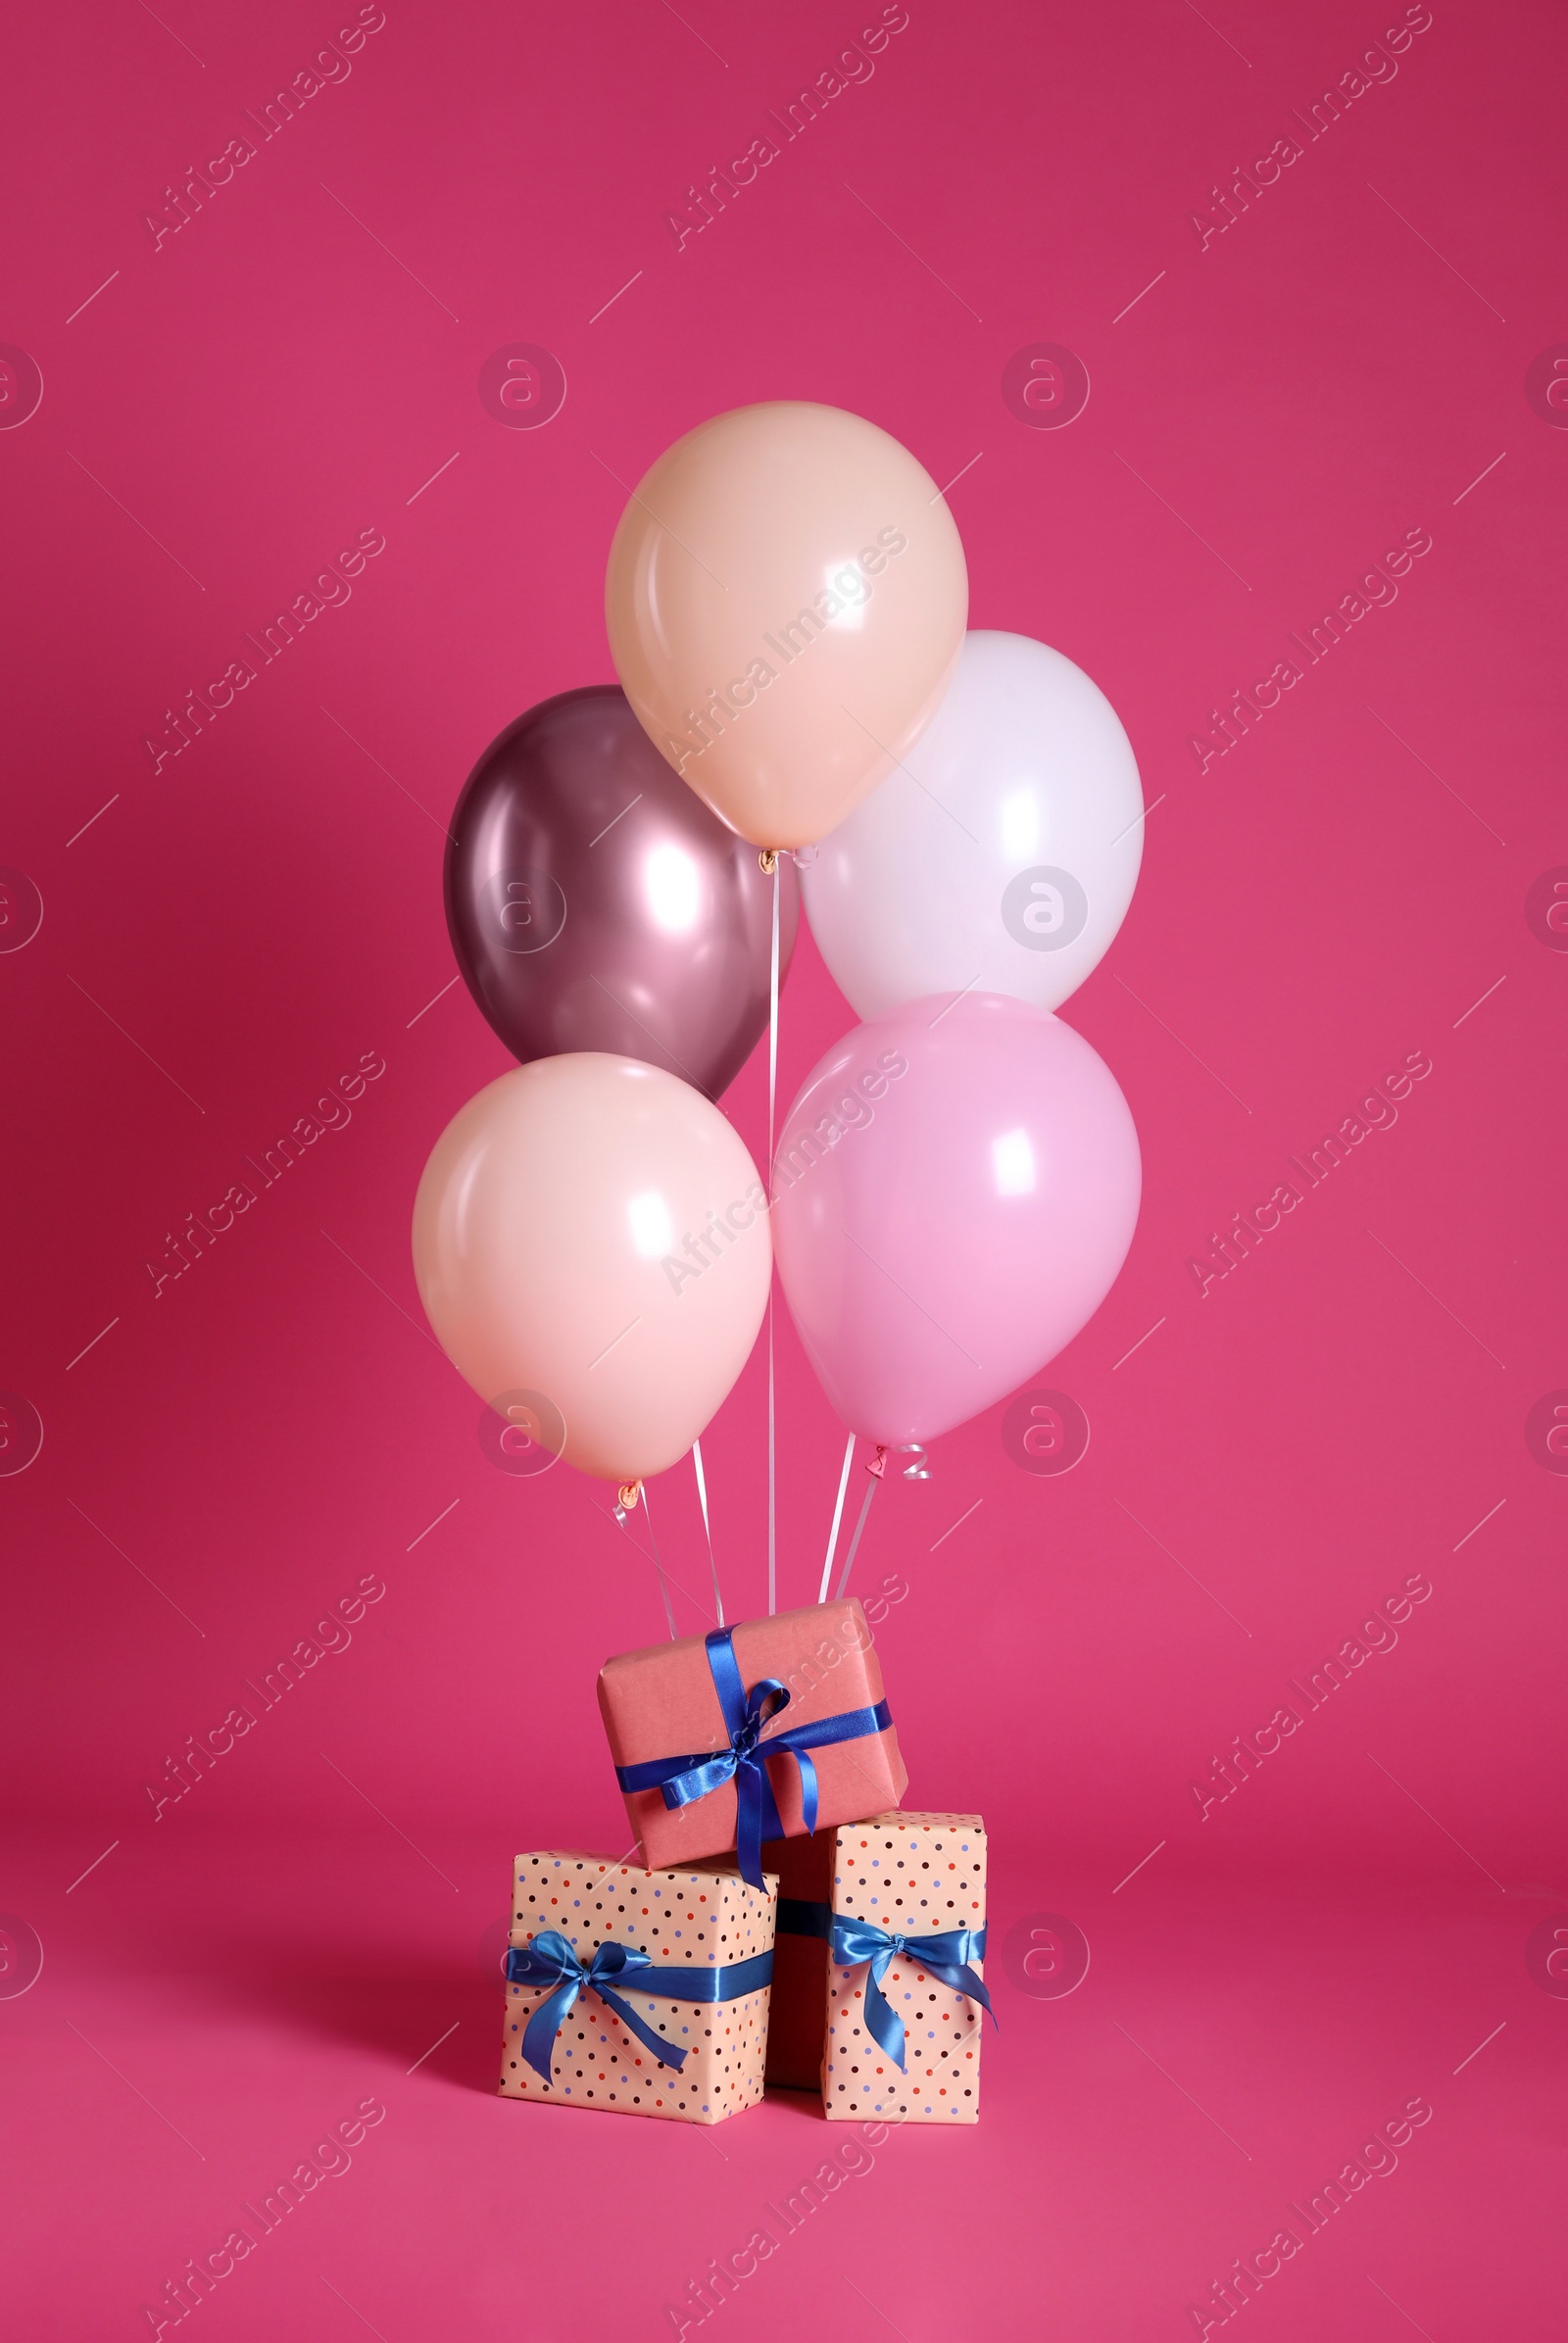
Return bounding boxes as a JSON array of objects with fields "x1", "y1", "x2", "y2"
[{"x1": 208, "y1": 1944, "x2": 505, "y2": 2093}]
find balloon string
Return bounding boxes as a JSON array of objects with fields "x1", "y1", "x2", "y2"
[
  {"x1": 834, "y1": 1465, "x2": 881, "y2": 1601},
  {"x1": 819, "y1": 1434, "x2": 856, "y2": 1603},
  {"x1": 767, "y1": 858, "x2": 779, "y2": 1151},
  {"x1": 766, "y1": 856, "x2": 780, "y2": 1616},
  {"x1": 692, "y1": 1438, "x2": 721, "y2": 1628},
  {"x1": 641, "y1": 1481, "x2": 676, "y2": 1639}
]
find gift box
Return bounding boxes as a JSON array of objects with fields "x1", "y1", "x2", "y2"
[
  {"x1": 760, "y1": 1824, "x2": 836, "y2": 2090},
  {"x1": 768, "y1": 1811, "x2": 991, "y2": 2123},
  {"x1": 597, "y1": 1599, "x2": 906, "y2": 1885},
  {"x1": 499, "y1": 1851, "x2": 776, "y2": 2124}
]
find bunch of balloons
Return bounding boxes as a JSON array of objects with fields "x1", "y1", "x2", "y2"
[{"x1": 413, "y1": 401, "x2": 1142, "y2": 1508}]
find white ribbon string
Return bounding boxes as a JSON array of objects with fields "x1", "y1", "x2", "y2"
[
  {"x1": 768, "y1": 860, "x2": 780, "y2": 1154},
  {"x1": 819, "y1": 1434, "x2": 856, "y2": 1603},
  {"x1": 692, "y1": 1438, "x2": 721, "y2": 1627},
  {"x1": 834, "y1": 1472, "x2": 881, "y2": 1601},
  {"x1": 641, "y1": 1482, "x2": 676, "y2": 1639},
  {"x1": 766, "y1": 857, "x2": 780, "y2": 1615}
]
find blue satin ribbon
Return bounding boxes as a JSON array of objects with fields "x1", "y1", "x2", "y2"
[
  {"x1": 505, "y1": 1928, "x2": 774, "y2": 2084},
  {"x1": 775, "y1": 1900, "x2": 994, "y2": 2073},
  {"x1": 613, "y1": 1627, "x2": 894, "y2": 1889},
  {"x1": 776, "y1": 1896, "x2": 834, "y2": 1941}
]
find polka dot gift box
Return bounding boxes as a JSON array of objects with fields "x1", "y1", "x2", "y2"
[
  {"x1": 500, "y1": 1852, "x2": 776, "y2": 2124},
  {"x1": 766, "y1": 1812, "x2": 991, "y2": 2123}
]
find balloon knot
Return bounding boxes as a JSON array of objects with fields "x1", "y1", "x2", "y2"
[
  {"x1": 758, "y1": 849, "x2": 779, "y2": 875},
  {"x1": 866, "y1": 1445, "x2": 888, "y2": 1480},
  {"x1": 616, "y1": 1481, "x2": 642, "y2": 1515}
]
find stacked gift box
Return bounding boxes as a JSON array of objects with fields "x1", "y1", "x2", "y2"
[{"x1": 499, "y1": 1596, "x2": 992, "y2": 2126}]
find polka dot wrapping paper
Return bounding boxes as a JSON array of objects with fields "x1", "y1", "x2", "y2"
[
  {"x1": 500, "y1": 1852, "x2": 776, "y2": 2125},
  {"x1": 814, "y1": 1812, "x2": 988, "y2": 2123}
]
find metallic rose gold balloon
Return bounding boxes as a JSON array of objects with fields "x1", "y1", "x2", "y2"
[
  {"x1": 445, "y1": 687, "x2": 798, "y2": 1100},
  {"x1": 606, "y1": 401, "x2": 968, "y2": 849}
]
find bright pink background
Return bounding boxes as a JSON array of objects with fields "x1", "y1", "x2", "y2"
[{"x1": 4, "y1": 0, "x2": 1565, "y2": 2335}]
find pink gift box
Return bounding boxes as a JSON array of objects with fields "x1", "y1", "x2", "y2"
[
  {"x1": 498, "y1": 1851, "x2": 775, "y2": 2125},
  {"x1": 766, "y1": 1811, "x2": 989, "y2": 2122},
  {"x1": 597, "y1": 1598, "x2": 907, "y2": 1873}
]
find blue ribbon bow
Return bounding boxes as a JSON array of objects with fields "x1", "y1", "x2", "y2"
[
  {"x1": 506, "y1": 1930, "x2": 679, "y2": 2081},
  {"x1": 505, "y1": 1929, "x2": 774, "y2": 2085},
  {"x1": 806, "y1": 1906, "x2": 993, "y2": 2073},
  {"x1": 613, "y1": 1627, "x2": 894, "y2": 1889}
]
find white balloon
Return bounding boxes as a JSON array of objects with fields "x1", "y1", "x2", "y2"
[{"x1": 802, "y1": 630, "x2": 1143, "y2": 1018}]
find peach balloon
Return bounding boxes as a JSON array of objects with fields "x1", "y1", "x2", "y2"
[
  {"x1": 605, "y1": 402, "x2": 968, "y2": 850},
  {"x1": 412, "y1": 1056, "x2": 771, "y2": 1484}
]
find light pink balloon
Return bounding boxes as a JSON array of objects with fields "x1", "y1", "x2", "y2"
[
  {"x1": 770, "y1": 995, "x2": 1140, "y2": 1445},
  {"x1": 606, "y1": 402, "x2": 967, "y2": 850},
  {"x1": 413, "y1": 1056, "x2": 771, "y2": 1484}
]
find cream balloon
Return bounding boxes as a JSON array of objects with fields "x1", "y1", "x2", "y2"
[
  {"x1": 605, "y1": 402, "x2": 967, "y2": 850},
  {"x1": 801, "y1": 631, "x2": 1144, "y2": 1019},
  {"x1": 412, "y1": 1056, "x2": 771, "y2": 1484}
]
